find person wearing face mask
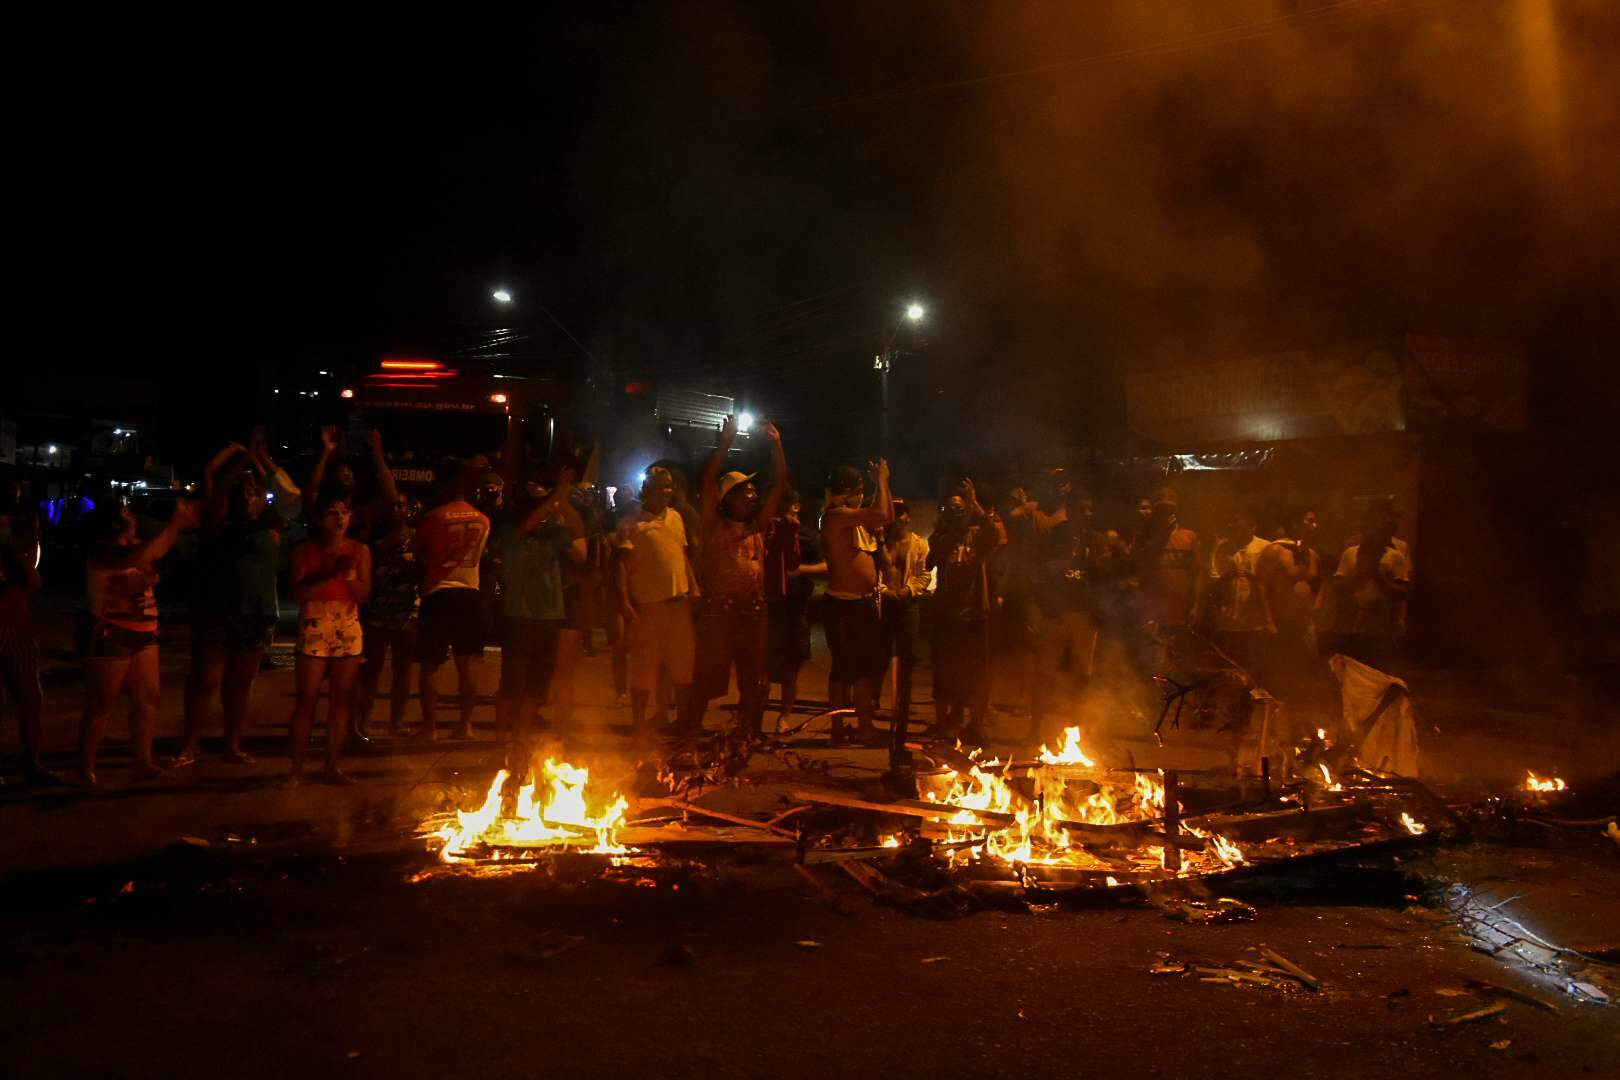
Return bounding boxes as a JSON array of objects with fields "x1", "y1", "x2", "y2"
[
  {"x1": 926, "y1": 479, "x2": 1006, "y2": 744},
  {"x1": 686, "y1": 415, "x2": 788, "y2": 736},
  {"x1": 615, "y1": 465, "x2": 700, "y2": 742},
  {"x1": 819, "y1": 458, "x2": 894, "y2": 744},
  {"x1": 286, "y1": 494, "x2": 370, "y2": 785}
]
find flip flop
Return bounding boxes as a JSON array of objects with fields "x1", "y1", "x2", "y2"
[{"x1": 222, "y1": 750, "x2": 257, "y2": 765}]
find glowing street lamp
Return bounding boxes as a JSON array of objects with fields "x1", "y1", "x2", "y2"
[
  {"x1": 492, "y1": 288, "x2": 513, "y2": 304},
  {"x1": 880, "y1": 300, "x2": 928, "y2": 454},
  {"x1": 736, "y1": 411, "x2": 755, "y2": 434}
]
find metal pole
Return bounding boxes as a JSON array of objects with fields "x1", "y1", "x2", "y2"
[{"x1": 880, "y1": 354, "x2": 890, "y2": 457}]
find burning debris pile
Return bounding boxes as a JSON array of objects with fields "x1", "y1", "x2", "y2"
[
  {"x1": 416, "y1": 721, "x2": 1457, "y2": 904},
  {"x1": 426, "y1": 758, "x2": 632, "y2": 863},
  {"x1": 788, "y1": 725, "x2": 1451, "y2": 899}
]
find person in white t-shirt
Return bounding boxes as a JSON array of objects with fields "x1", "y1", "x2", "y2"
[
  {"x1": 1204, "y1": 509, "x2": 1274, "y2": 672},
  {"x1": 1329, "y1": 501, "x2": 1410, "y2": 672},
  {"x1": 614, "y1": 466, "x2": 698, "y2": 740}
]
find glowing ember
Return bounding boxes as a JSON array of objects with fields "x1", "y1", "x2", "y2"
[
  {"x1": 1524, "y1": 771, "x2": 1567, "y2": 793},
  {"x1": 1400, "y1": 812, "x2": 1427, "y2": 835},
  {"x1": 428, "y1": 759, "x2": 631, "y2": 862}
]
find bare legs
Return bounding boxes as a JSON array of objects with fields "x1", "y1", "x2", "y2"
[
  {"x1": 78, "y1": 647, "x2": 162, "y2": 783},
  {"x1": 3, "y1": 650, "x2": 46, "y2": 773},
  {"x1": 552, "y1": 629, "x2": 581, "y2": 729},
  {"x1": 180, "y1": 645, "x2": 263, "y2": 763},
  {"x1": 418, "y1": 653, "x2": 481, "y2": 741},
  {"x1": 357, "y1": 629, "x2": 412, "y2": 737},
  {"x1": 288, "y1": 653, "x2": 361, "y2": 784}
]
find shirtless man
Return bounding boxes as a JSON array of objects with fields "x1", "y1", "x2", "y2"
[
  {"x1": 1257, "y1": 506, "x2": 1324, "y2": 710},
  {"x1": 819, "y1": 459, "x2": 892, "y2": 743}
]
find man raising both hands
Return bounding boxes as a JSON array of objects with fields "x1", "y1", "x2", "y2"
[
  {"x1": 687, "y1": 415, "x2": 788, "y2": 736},
  {"x1": 820, "y1": 457, "x2": 893, "y2": 744}
]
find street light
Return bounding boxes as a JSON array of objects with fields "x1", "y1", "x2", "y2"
[
  {"x1": 879, "y1": 301, "x2": 927, "y2": 455},
  {"x1": 492, "y1": 288, "x2": 513, "y2": 304}
]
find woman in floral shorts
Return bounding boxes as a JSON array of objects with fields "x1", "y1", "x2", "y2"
[{"x1": 287, "y1": 494, "x2": 370, "y2": 785}]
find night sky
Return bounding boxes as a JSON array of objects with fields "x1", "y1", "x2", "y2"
[{"x1": 48, "y1": 1, "x2": 1620, "y2": 468}]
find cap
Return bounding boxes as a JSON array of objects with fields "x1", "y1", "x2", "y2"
[{"x1": 718, "y1": 471, "x2": 756, "y2": 500}]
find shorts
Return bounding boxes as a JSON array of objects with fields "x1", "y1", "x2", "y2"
[
  {"x1": 933, "y1": 617, "x2": 990, "y2": 704},
  {"x1": 417, "y1": 588, "x2": 486, "y2": 666},
  {"x1": 824, "y1": 595, "x2": 886, "y2": 684},
  {"x1": 193, "y1": 612, "x2": 277, "y2": 653},
  {"x1": 0, "y1": 629, "x2": 41, "y2": 693},
  {"x1": 694, "y1": 594, "x2": 767, "y2": 700},
  {"x1": 87, "y1": 620, "x2": 158, "y2": 659},
  {"x1": 297, "y1": 600, "x2": 363, "y2": 659},
  {"x1": 497, "y1": 616, "x2": 562, "y2": 700},
  {"x1": 627, "y1": 596, "x2": 695, "y2": 692},
  {"x1": 362, "y1": 622, "x2": 417, "y2": 662},
  {"x1": 882, "y1": 597, "x2": 922, "y2": 664},
  {"x1": 766, "y1": 599, "x2": 812, "y2": 682}
]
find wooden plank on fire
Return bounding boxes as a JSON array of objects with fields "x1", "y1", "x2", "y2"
[
  {"x1": 1055, "y1": 819, "x2": 1206, "y2": 852},
  {"x1": 791, "y1": 788, "x2": 1016, "y2": 827},
  {"x1": 1185, "y1": 803, "x2": 1372, "y2": 842},
  {"x1": 637, "y1": 796, "x2": 799, "y2": 838}
]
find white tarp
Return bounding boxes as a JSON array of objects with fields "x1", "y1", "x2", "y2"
[{"x1": 1328, "y1": 653, "x2": 1420, "y2": 777}]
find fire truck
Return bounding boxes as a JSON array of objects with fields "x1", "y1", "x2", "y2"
[
  {"x1": 339, "y1": 357, "x2": 576, "y2": 496},
  {"x1": 339, "y1": 355, "x2": 745, "y2": 506}
]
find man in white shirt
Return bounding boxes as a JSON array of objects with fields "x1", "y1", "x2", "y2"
[
  {"x1": 1329, "y1": 501, "x2": 1411, "y2": 672},
  {"x1": 1205, "y1": 508, "x2": 1274, "y2": 673},
  {"x1": 880, "y1": 498, "x2": 930, "y2": 755},
  {"x1": 615, "y1": 466, "x2": 697, "y2": 740}
]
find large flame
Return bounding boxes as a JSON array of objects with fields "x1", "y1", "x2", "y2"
[
  {"x1": 1524, "y1": 771, "x2": 1567, "y2": 793},
  {"x1": 924, "y1": 728, "x2": 1242, "y2": 877},
  {"x1": 432, "y1": 759, "x2": 630, "y2": 862},
  {"x1": 1038, "y1": 726, "x2": 1096, "y2": 767}
]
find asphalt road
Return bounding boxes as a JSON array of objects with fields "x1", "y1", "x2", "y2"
[
  {"x1": 3, "y1": 624, "x2": 1617, "y2": 1077},
  {"x1": 4, "y1": 834, "x2": 1618, "y2": 1079}
]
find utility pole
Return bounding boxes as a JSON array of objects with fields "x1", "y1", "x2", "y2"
[{"x1": 878, "y1": 302, "x2": 925, "y2": 458}]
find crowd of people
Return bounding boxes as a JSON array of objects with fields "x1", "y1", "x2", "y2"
[{"x1": 0, "y1": 419, "x2": 1415, "y2": 786}]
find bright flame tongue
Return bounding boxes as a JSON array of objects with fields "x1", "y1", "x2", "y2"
[
  {"x1": 1524, "y1": 770, "x2": 1567, "y2": 793},
  {"x1": 1038, "y1": 726, "x2": 1096, "y2": 767},
  {"x1": 927, "y1": 729, "x2": 1243, "y2": 876},
  {"x1": 436, "y1": 758, "x2": 630, "y2": 861}
]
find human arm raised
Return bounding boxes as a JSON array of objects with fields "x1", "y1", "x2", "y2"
[
  {"x1": 366, "y1": 429, "x2": 399, "y2": 506},
  {"x1": 758, "y1": 420, "x2": 787, "y2": 524},
  {"x1": 202, "y1": 442, "x2": 246, "y2": 500},
  {"x1": 305, "y1": 425, "x2": 341, "y2": 498}
]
